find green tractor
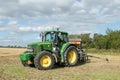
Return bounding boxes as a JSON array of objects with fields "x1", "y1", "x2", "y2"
[{"x1": 19, "y1": 30, "x2": 88, "y2": 70}]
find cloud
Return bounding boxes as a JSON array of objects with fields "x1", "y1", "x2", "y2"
[
  {"x1": 8, "y1": 21, "x2": 18, "y2": 25},
  {"x1": 0, "y1": 0, "x2": 120, "y2": 23},
  {"x1": 0, "y1": 0, "x2": 120, "y2": 46},
  {"x1": 18, "y1": 25, "x2": 59, "y2": 33}
]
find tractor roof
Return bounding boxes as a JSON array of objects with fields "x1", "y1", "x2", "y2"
[{"x1": 45, "y1": 30, "x2": 68, "y2": 34}]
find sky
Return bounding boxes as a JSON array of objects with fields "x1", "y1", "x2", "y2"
[{"x1": 0, "y1": 0, "x2": 120, "y2": 46}]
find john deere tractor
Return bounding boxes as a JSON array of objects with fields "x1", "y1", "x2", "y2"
[{"x1": 19, "y1": 30, "x2": 88, "y2": 70}]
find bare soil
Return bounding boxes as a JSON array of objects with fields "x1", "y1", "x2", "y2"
[{"x1": 0, "y1": 48, "x2": 120, "y2": 80}]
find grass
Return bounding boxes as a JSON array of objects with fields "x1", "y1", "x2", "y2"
[
  {"x1": 0, "y1": 48, "x2": 120, "y2": 80},
  {"x1": 86, "y1": 48, "x2": 120, "y2": 56},
  {"x1": 0, "y1": 48, "x2": 26, "y2": 57}
]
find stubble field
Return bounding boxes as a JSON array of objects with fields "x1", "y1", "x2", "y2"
[{"x1": 0, "y1": 48, "x2": 120, "y2": 80}]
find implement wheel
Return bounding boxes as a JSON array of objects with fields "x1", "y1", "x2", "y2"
[
  {"x1": 34, "y1": 51, "x2": 54, "y2": 70},
  {"x1": 64, "y1": 46, "x2": 78, "y2": 66}
]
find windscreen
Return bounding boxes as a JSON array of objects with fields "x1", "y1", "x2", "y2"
[{"x1": 45, "y1": 32, "x2": 55, "y2": 42}]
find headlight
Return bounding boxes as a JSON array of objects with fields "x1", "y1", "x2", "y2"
[{"x1": 53, "y1": 47, "x2": 56, "y2": 51}]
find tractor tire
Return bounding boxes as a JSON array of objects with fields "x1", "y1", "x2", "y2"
[
  {"x1": 21, "y1": 60, "x2": 29, "y2": 66},
  {"x1": 21, "y1": 60, "x2": 35, "y2": 67},
  {"x1": 34, "y1": 51, "x2": 54, "y2": 70},
  {"x1": 64, "y1": 46, "x2": 78, "y2": 67}
]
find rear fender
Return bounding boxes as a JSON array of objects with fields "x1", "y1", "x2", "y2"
[{"x1": 60, "y1": 43, "x2": 76, "y2": 63}]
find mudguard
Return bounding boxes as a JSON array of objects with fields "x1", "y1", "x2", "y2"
[
  {"x1": 60, "y1": 43, "x2": 76, "y2": 62},
  {"x1": 19, "y1": 52, "x2": 34, "y2": 61}
]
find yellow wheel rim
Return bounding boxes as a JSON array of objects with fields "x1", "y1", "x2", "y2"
[
  {"x1": 68, "y1": 50, "x2": 77, "y2": 64},
  {"x1": 40, "y1": 55, "x2": 51, "y2": 68}
]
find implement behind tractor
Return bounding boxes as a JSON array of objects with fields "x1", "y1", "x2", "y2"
[{"x1": 19, "y1": 30, "x2": 88, "y2": 70}]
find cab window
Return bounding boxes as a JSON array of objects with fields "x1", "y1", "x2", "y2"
[
  {"x1": 45, "y1": 32, "x2": 55, "y2": 42},
  {"x1": 58, "y1": 33, "x2": 68, "y2": 42}
]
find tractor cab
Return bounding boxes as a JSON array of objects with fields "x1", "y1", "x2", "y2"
[
  {"x1": 42, "y1": 31, "x2": 68, "y2": 42},
  {"x1": 41, "y1": 31, "x2": 68, "y2": 50}
]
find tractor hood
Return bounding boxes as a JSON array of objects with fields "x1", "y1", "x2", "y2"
[
  {"x1": 20, "y1": 42, "x2": 52, "y2": 61},
  {"x1": 28, "y1": 42, "x2": 52, "y2": 53}
]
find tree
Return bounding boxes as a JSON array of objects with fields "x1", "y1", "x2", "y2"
[
  {"x1": 69, "y1": 29, "x2": 120, "y2": 50},
  {"x1": 93, "y1": 29, "x2": 120, "y2": 49}
]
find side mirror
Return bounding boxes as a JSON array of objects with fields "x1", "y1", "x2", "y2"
[
  {"x1": 40, "y1": 32, "x2": 44, "y2": 37},
  {"x1": 40, "y1": 33, "x2": 42, "y2": 37}
]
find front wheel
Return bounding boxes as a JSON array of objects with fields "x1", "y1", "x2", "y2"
[
  {"x1": 21, "y1": 60, "x2": 35, "y2": 67},
  {"x1": 34, "y1": 51, "x2": 54, "y2": 70},
  {"x1": 64, "y1": 46, "x2": 78, "y2": 67}
]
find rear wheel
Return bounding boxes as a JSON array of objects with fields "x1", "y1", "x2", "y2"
[
  {"x1": 64, "y1": 46, "x2": 78, "y2": 66},
  {"x1": 34, "y1": 51, "x2": 54, "y2": 70}
]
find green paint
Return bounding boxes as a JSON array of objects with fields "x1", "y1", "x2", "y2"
[
  {"x1": 60, "y1": 42, "x2": 70, "y2": 62},
  {"x1": 29, "y1": 42, "x2": 52, "y2": 53},
  {"x1": 45, "y1": 30, "x2": 68, "y2": 34},
  {"x1": 19, "y1": 53, "x2": 34, "y2": 61}
]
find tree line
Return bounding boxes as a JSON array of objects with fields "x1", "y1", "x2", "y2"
[
  {"x1": 69, "y1": 29, "x2": 120, "y2": 50},
  {"x1": 0, "y1": 45, "x2": 26, "y2": 48}
]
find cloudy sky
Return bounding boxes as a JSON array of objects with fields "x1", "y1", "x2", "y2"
[{"x1": 0, "y1": 0, "x2": 120, "y2": 46}]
